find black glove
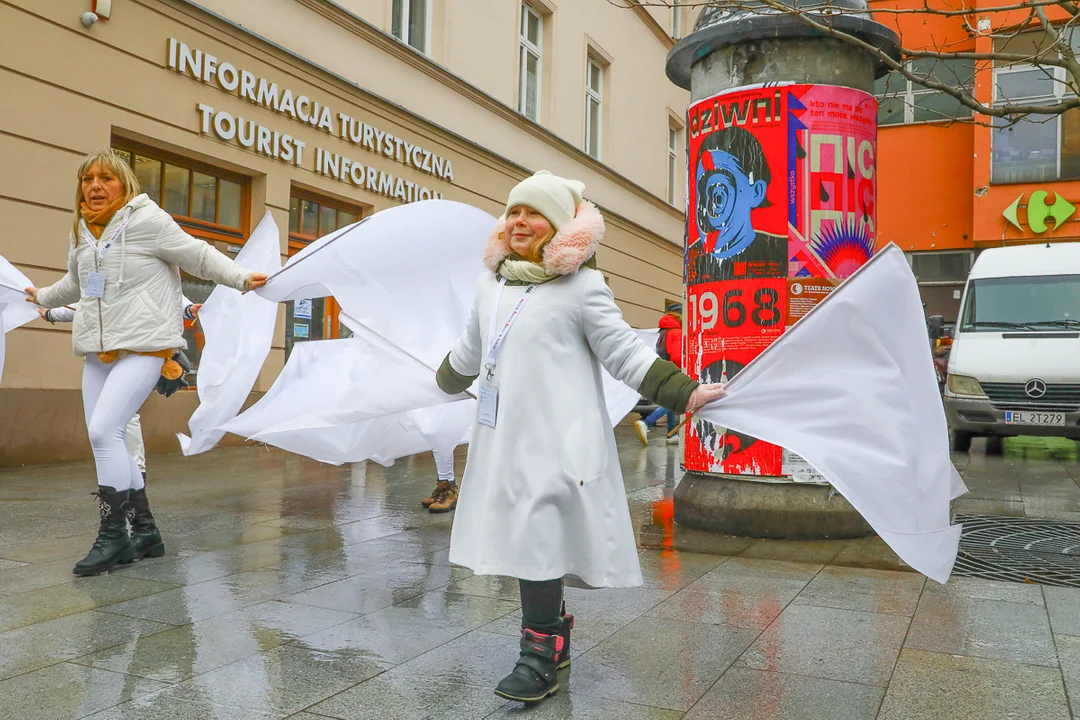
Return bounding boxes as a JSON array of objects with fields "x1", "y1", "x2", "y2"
[{"x1": 155, "y1": 350, "x2": 193, "y2": 398}]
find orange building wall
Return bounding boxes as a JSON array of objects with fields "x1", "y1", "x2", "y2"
[{"x1": 877, "y1": 123, "x2": 975, "y2": 251}]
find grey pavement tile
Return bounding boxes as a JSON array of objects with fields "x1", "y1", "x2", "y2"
[
  {"x1": 0, "y1": 534, "x2": 100, "y2": 564},
  {"x1": 646, "y1": 579, "x2": 805, "y2": 630},
  {"x1": 877, "y1": 648, "x2": 1070, "y2": 720},
  {"x1": 950, "y1": 497, "x2": 1026, "y2": 517},
  {"x1": 280, "y1": 563, "x2": 472, "y2": 615},
  {"x1": 96, "y1": 569, "x2": 330, "y2": 625},
  {"x1": 905, "y1": 593, "x2": 1058, "y2": 667},
  {"x1": 117, "y1": 542, "x2": 290, "y2": 585},
  {"x1": 922, "y1": 575, "x2": 1046, "y2": 605},
  {"x1": 1052, "y1": 632, "x2": 1080, "y2": 710},
  {"x1": 307, "y1": 671, "x2": 508, "y2": 720},
  {"x1": 72, "y1": 601, "x2": 357, "y2": 683},
  {"x1": 828, "y1": 535, "x2": 911, "y2": 573},
  {"x1": 0, "y1": 576, "x2": 179, "y2": 633},
  {"x1": 149, "y1": 644, "x2": 389, "y2": 717},
  {"x1": 489, "y1": 686, "x2": 684, "y2": 719},
  {"x1": 0, "y1": 558, "x2": 81, "y2": 598},
  {"x1": 792, "y1": 565, "x2": 926, "y2": 616},
  {"x1": 1045, "y1": 586, "x2": 1080, "y2": 635},
  {"x1": 0, "y1": 662, "x2": 170, "y2": 720},
  {"x1": 0, "y1": 558, "x2": 28, "y2": 571},
  {"x1": 391, "y1": 629, "x2": 529, "y2": 689},
  {"x1": 565, "y1": 617, "x2": 759, "y2": 711},
  {"x1": 736, "y1": 604, "x2": 909, "y2": 686},
  {"x1": 635, "y1": 549, "x2": 726, "y2": 592},
  {"x1": 691, "y1": 557, "x2": 822, "y2": 586},
  {"x1": 446, "y1": 574, "x2": 524, "y2": 602},
  {"x1": 683, "y1": 667, "x2": 884, "y2": 720},
  {"x1": 738, "y1": 538, "x2": 845, "y2": 565},
  {"x1": 295, "y1": 590, "x2": 518, "y2": 665},
  {"x1": 85, "y1": 695, "x2": 275, "y2": 719},
  {"x1": 0, "y1": 610, "x2": 174, "y2": 681}
]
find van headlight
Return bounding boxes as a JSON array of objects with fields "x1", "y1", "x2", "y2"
[{"x1": 947, "y1": 374, "x2": 987, "y2": 398}]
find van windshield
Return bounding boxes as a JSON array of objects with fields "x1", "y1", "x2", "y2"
[{"x1": 960, "y1": 275, "x2": 1080, "y2": 332}]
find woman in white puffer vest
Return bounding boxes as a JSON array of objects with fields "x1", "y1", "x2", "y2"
[{"x1": 26, "y1": 149, "x2": 266, "y2": 577}]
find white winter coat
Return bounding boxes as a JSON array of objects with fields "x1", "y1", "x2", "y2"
[
  {"x1": 447, "y1": 202, "x2": 657, "y2": 588},
  {"x1": 36, "y1": 195, "x2": 251, "y2": 356}
]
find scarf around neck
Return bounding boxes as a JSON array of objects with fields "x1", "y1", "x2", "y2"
[
  {"x1": 79, "y1": 196, "x2": 126, "y2": 240},
  {"x1": 499, "y1": 257, "x2": 559, "y2": 284}
]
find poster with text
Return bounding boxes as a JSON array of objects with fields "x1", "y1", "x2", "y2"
[{"x1": 684, "y1": 83, "x2": 877, "y2": 477}]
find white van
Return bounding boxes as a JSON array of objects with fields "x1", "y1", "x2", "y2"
[{"x1": 944, "y1": 242, "x2": 1080, "y2": 452}]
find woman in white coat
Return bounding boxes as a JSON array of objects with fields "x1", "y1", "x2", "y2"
[
  {"x1": 436, "y1": 171, "x2": 724, "y2": 703},
  {"x1": 26, "y1": 149, "x2": 266, "y2": 577}
]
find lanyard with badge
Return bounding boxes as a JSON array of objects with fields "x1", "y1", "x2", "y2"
[
  {"x1": 477, "y1": 277, "x2": 537, "y2": 428},
  {"x1": 83, "y1": 212, "x2": 132, "y2": 299}
]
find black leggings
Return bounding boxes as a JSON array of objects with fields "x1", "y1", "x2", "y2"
[{"x1": 519, "y1": 578, "x2": 564, "y2": 634}]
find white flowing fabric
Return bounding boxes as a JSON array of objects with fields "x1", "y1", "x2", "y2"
[
  {"x1": 178, "y1": 212, "x2": 281, "y2": 455},
  {"x1": 695, "y1": 244, "x2": 965, "y2": 584},
  {"x1": 221, "y1": 312, "x2": 657, "y2": 465},
  {"x1": 220, "y1": 201, "x2": 496, "y2": 465},
  {"x1": 0, "y1": 256, "x2": 42, "y2": 385}
]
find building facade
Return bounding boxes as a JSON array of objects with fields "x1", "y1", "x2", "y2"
[
  {"x1": 0, "y1": 0, "x2": 695, "y2": 467},
  {"x1": 873, "y1": 0, "x2": 1080, "y2": 321}
]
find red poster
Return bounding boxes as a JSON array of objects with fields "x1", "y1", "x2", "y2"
[{"x1": 684, "y1": 83, "x2": 877, "y2": 477}]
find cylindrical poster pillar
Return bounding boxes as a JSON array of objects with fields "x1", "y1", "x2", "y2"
[{"x1": 683, "y1": 83, "x2": 879, "y2": 481}]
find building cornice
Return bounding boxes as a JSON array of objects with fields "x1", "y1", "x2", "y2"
[{"x1": 624, "y1": 1, "x2": 677, "y2": 50}]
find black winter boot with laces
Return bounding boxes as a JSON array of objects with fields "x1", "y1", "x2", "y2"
[
  {"x1": 494, "y1": 628, "x2": 563, "y2": 703},
  {"x1": 73, "y1": 486, "x2": 136, "y2": 576},
  {"x1": 125, "y1": 487, "x2": 165, "y2": 560}
]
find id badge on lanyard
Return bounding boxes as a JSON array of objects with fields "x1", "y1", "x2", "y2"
[
  {"x1": 83, "y1": 213, "x2": 130, "y2": 300},
  {"x1": 477, "y1": 278, "x2": 536, "y2": 428}
]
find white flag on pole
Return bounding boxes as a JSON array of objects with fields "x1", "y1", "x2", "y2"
[
  {"x1": 178, "y1": 212, "x2": 281, "y2": 455},
  {"x1": 695, "y1": 244, "x2": 965, "y2": 583}
]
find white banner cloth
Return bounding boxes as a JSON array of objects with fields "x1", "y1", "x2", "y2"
[
  {"x1": 0, "y1": 256, "x2": 42, "y2": 386},
  {"x1": 695, "y1": 244, "x2": 964, "y2": 583},
  {"x1": 178, "y1": 212, "x2": 281, "y2": 455}
]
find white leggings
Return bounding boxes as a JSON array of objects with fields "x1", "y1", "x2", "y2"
[
  {"x1": 433, "y1": 450, "x2": 455, "y2": 482},
  {"x1": 125, "y1": 414, "x2": 146, "y2": 474},
  {"x1": 82, "y1": 354, "x2": 163, "y2": 491}
]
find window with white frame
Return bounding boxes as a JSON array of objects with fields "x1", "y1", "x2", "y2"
[
  {"x1": 991, "y1": 31, "x2": 1080, "y2": 184},
  {"x1": 875, "y1": 58, "x2": 975, "y2": 126},
  {"x1": 392, "y1": 0, "x2": 430, "y2": 54},
  {"x1": 585, "y1": 56, "x2": 603, "y2": 159},
  {"x1": 667, "y1": 122, "x2": 682, "y2": 205},
  {"x1": 518, "y1": 3, "x2": 542, "y2": 121},
  {"x1": 672, "y1": 0, "x2": 682, "y2": 39}
]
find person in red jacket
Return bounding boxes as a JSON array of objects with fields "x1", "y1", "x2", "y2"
[{"x1": 635, "y1": 302, "x2": 683, "y2": 445}]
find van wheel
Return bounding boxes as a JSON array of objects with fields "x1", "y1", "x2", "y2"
[
  {"x1": 951, "y1": 431, "x2": 974, "y2": 453},
  {"x1": 985, "y1": 437, "x2": 1004, "y2": 455}
]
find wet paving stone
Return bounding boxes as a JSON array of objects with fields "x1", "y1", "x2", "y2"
[
  {"x1": 0, "y1": 662, "x2": 170, "y2": 720},
  {"x1": 792, "y1": 565, "x2": 926, "y2": 616},
  {"x1": 307, "y1": 670, "x2": 509, "y2": 720},
  {"x1": 736, "y1": 604, "x2": 910, "y2": 686},
  {"x1": 0, "y1": 576, "x2": 179, "y2": 633},
  {"x1": 904, "y1": 593, "x2": 1058, "y2": 667},
  {"x1": 684, "y1": 667, "x2": 884, "y2": 720},
  {"x1": 878, "y1": 648, "x2": 1070, "y2": 720}
]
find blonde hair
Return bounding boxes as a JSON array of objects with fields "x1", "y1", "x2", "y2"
[{"x1": 72, "y1": 149, "x2": 141, "y2": 239}]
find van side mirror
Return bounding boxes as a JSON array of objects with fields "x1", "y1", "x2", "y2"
[{"x1": 927, "y1": 315, "x2": 945, "y2": 340}]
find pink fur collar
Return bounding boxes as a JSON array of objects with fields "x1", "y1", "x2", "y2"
[{"x1": 483, "y1": 201, "x2": 605, "y2": 275}]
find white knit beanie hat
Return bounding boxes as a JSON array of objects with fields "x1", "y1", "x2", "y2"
[{"x1": 505, "y1": 170, "x2": 587, "y2": 230}]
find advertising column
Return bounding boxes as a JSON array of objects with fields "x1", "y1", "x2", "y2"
[{"x1": 684, "y1": 83, "x2": 878, "y2": 479}]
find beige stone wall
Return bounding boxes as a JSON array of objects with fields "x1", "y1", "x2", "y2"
[{"x1": 0, "y1": 0, "x2": 688, "y2": 467}]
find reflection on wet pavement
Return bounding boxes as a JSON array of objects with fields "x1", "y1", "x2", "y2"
[{"x1": 0, "y1": 426, "x2": 1075, "y2": 718}]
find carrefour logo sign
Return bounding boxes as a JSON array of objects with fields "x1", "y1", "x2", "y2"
[{"x1": 1003, "y1": 190, "x2": 1076, "y2": 233}]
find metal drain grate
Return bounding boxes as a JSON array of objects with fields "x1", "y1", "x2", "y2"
[{"x1": 953, "y1": 514, "x2": 1080, "y2": 587}]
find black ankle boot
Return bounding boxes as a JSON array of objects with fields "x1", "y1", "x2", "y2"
[
  {"x1": 126, "y1": 488, "x2": 165, "y2": 560},
  {"x1": 73, "y1": 487, "x2": 136, "y2": 576},
  {"x1": 494, "y1": 628, "x2": 562, "y2": 703},
  {"x1": 556, "y1": 601, "x2": 574, "y2": 670}
]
